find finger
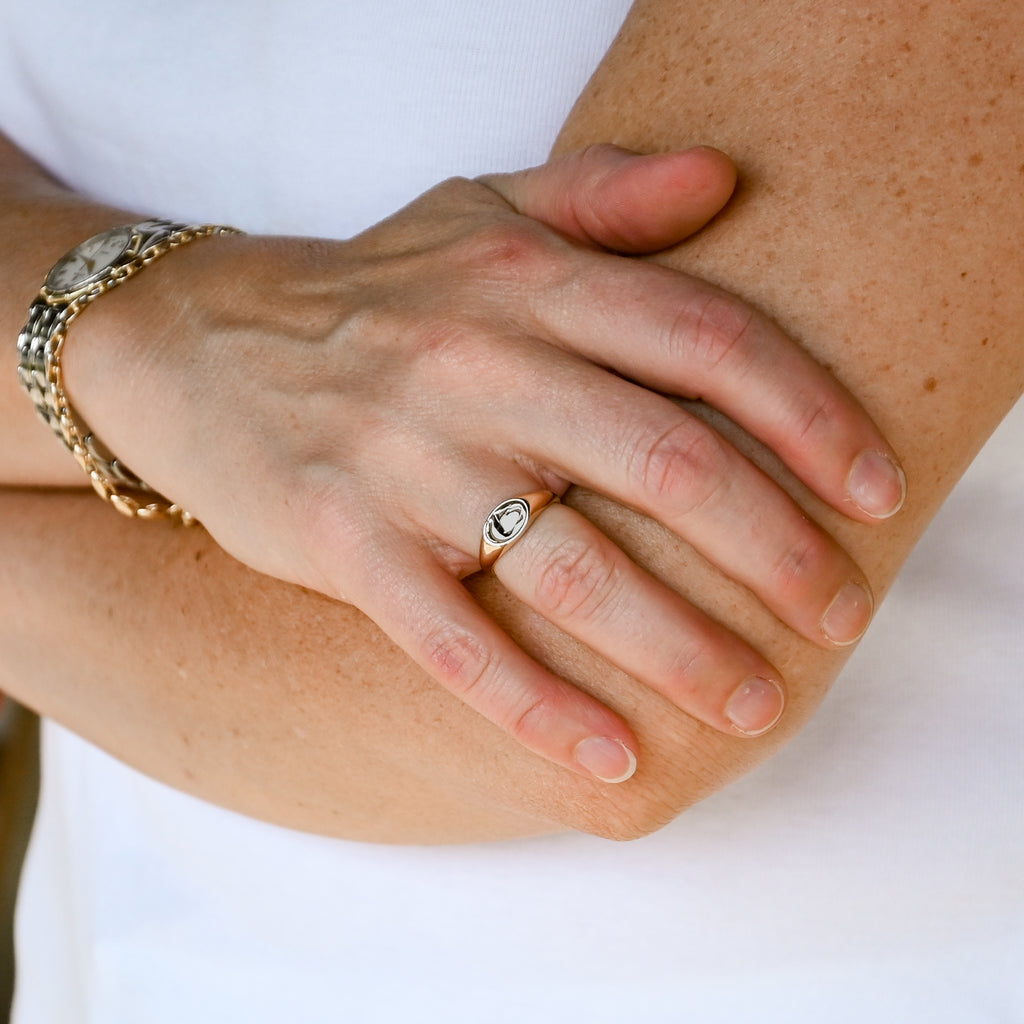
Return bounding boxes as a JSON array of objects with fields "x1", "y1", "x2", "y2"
[
  {"x1": 350, "y1": 538, "x2": 640, "y2": 785},
  {"x1": 491, "y1": 502, "x2": 787, "y2": 738},
  {"x1": 479, "y1": 144, "x2": 737, "y2": 253},
  {"x1": 528, "y1": 253, "x2": 907, "y2": 524},
  {"x1": 387, "y1": 339, "x2": 873, "y2": 650}
]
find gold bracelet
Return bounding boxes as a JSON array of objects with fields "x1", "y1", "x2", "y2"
[{"x1": 17, "y1": 220, "x2": 242, "y2": 524}]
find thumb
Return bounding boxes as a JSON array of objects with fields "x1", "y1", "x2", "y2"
[{"x1": 480, "y1": 143, "x2": 737, "y2": 254}]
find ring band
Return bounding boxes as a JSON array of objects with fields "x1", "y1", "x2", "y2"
[{"x1": 479, "y1": 490, "x2": 558, "y2": 570}]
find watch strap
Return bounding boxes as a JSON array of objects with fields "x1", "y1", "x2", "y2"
[{"x1": 17, "y1": 220, "x2": 242, "y2": 524}]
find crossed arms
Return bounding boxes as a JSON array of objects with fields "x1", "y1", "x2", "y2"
[{"x1": 1, "y1": 0, "x2": 1020, "y2": 842}]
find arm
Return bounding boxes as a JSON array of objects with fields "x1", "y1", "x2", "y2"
[
  {"x1": 545, "y1": 0, "x2": 1024, "y2": 818},
  {"x1": 0, "y1": 123, "x2": 898, "y2": 836},
  {"x1": 8, "y1": 0, "x2": 1017, "y2": 843},
  {"x1": 554, "y1": 0, "x2": 1023, "y2": 607}
]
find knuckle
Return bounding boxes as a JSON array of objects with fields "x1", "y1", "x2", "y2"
[
  {"x1": 295, "y1": 484, "x2": 377, "y2": 595},
  {"x1": 421, "y1": 622, "x2": 569, "y2": 745},
  {"x1": 503, "y1": 690, "x2": 570, "y2": 751},
  {"x1": 406, "y1": 317, "x2": 481, "y2": 373},
  {"x1": 629, "y1": 418, "x2": 729, "y2": 514},
  {"x1": 421, "y1": 622, "x2": 497, "y2": 701},
  {"x1": 403, "y1": 319, "x2": 517, "y2": 404},
  {"x1": 567, "y1": 145, "x2": 630, "y2": 246},
  {"x1": 766, "y1": 529, "x2": 834, "y2": 603},
  {"x1": 429, "y1": 174, "x2": 475, "y2": 199},
  {"x1": 788, "y1": 391, "x2": 844, "y2": 452},
  {"x1": 659, "y1": 640, "x2": 710, "y2": 703},
  {"x1": 529, "y1": 534, "x2": 622, "y2": 623},
  {"x1": 387, "y1": 304, "x2": 503, "y2": 391},
  {"x1": 421, "y1": 623, "x2": 560, "y2": 741},
  {"x1": 576, "y1": 142, "x2": 620, "y2": 168},
  {"x1": 460, "y1": 217, "x2": 560, "y2": 286},
  {"x1": 672, "y1": 292, "x2": 757, "y2": 372},
  {"x1": 420, "y1": 175, "x2": 491, "y2": 217}
]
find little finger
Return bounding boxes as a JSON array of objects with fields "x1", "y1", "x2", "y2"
[
  {"x1": 487, "y1": 361, "x2": 874, "y2": 648},
  {"x1": 530, "y1": 256, "x2": 906, "y2": 523},
  {"x1": 351, "y1": 537, "x2": 640, "y2": 784},
  {"x1": 488, "y1": 501, "x2": 786, "y2": 738}
]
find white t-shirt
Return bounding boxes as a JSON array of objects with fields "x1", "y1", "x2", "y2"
[{"x1": 4, "y1": 3, "x2": 1023, "y2": 1021}]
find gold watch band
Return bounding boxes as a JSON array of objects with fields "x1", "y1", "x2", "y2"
[{"x1": 17, "y1": 221, "x2": 242, "y2": 524}]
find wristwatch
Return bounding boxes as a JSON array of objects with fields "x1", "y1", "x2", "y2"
[{"x1": 17, "y1": 218, "x2": 241, "y2": 523}]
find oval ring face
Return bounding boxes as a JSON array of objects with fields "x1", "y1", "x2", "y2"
[{"x1": 483, "y1": 497, "x2": 532, "y2": 548}]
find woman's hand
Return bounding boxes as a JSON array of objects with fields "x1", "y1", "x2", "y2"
[{"x1": 62, "y1": 145, "x2": 905, "y2": 783}]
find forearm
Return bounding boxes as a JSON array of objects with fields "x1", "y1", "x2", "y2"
[
  {"x1": 554, "y1": 0, "x2": 1023, "y2": 655},
  {"x1": 0, "y1": 481, "x2": 844, "y2": 844},
  {"x1": 558, "y1": 0, "x2": 1023, "y2": 529},
  {"x1": 6, "y1": 0, "x2": 1020, "y2": 844},
  {"x1": 0, "y1": 492, "x2": 552, "y2": 843},
  {"x1": 0, "y1": 119, "x2": 881, "y2": 842},
  {"x1": 0, "y1": 128, "x2": 805, "y2": 842}
]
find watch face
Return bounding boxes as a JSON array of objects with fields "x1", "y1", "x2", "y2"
[{"x1": 44, "y1": 225, "x2": 135, "y2": 294}]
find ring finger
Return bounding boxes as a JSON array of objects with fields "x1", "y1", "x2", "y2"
[
  {"x1": 482, "y1": 498, "x2": 787, "y2": 738},
  {"x1": 474, "y1": 354, "x2": 874, "y2": 649}
]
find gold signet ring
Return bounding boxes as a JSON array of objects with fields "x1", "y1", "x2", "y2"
[{"x1": 479, "y1": 491, "x2": 558, "y2": 570}]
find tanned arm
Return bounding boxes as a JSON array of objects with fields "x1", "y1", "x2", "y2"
[{"x1": 2, "y1": 0, "x2": 1019, "y2": 843}]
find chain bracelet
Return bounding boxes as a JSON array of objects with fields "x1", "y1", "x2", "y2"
[{"x1": 20, "y1": 223, "x2": 242, "y2": 525}]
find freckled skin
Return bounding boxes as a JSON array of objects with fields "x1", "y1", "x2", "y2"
[
  {"x1": 559, "y1": 0, "x2": 1024, "y2": 548},
  {"x1": 549, "y1": 0, "x2": 1023, "y2": 818},
  {"x1": 1, "y1": 0, "x2": 1022, "y2": 843}
]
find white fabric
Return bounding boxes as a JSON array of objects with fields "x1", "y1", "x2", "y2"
[
  {"x1": 0, "y1": 0, "x2": 626, "y2": 239},
  {"x1": 5, "y1": 3, "x2": 1024, "y2": 1021}
]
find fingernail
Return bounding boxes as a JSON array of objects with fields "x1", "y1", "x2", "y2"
[
  {"x1": 821, "y1": 581, "x2": 874, "y2": 646},
  {"x1": 725, "y1": 676, "x2": 785, "y2": 736},
  {"x1": 574, "y1": 737, "x2": 638, "y2": 784},
  {"x1": 847, "y1": 450, "x2": 907, "y2": 520}
]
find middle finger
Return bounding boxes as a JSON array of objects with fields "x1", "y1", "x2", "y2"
[
  {"x1": 478, "y1": 351, "x2": 874, "y2": 649},
  {"x1": 486, "y1": 500, "x2": 788, "y2": 737}
]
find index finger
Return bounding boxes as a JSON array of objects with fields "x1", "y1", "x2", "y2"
[{"x1": 532, "y1": 254, "x2": 907, "y2": 524}]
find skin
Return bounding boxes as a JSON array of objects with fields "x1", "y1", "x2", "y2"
[
  {"x1": 555, "y1": 0, "x2": 1023, "y2": 580},
  {"x1": 2, "y1": 0, "x2": 1021, "y2": 843},
  {"x1": 3, "y1": 142, "x2": 899, "y2": 789},
  {"x1": 0, "y1": 135, "x2": 897, "y2": 834}
]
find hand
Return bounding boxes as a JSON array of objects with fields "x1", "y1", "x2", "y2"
[{"x1": 64, "y1": 145, "x2": 905, "y2": 783}]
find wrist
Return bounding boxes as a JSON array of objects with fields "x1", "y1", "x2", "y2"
[{"x1": 22, "y1": 221, "x2": 243, "y2": 521}]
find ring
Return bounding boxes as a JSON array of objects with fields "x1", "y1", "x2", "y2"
[{"x1": 479, "y1": 490, "x2": 558, "y2": 570}]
